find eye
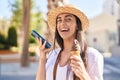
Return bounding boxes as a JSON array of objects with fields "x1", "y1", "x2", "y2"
[
  {"x1": 57, "y1": 19, "x2": 62, "y2": 23},
  {"x1": 65, "y1": 18, "x2": 72, "y2": 22}
]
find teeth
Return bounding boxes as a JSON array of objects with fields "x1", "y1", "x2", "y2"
[{"x1": 61, "y1": 29, "x2": 68, "y2": 31}]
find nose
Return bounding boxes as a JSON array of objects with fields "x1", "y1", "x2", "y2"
[
  {"x1": 57, "y1": 20, "x2": 66, "y2": 29},
  {"x1": 60, "y1": 19, "x2": 66, "y2": 26}
]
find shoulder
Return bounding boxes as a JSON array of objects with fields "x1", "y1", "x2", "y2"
[
  {"x1": 87, "y1": 47, "x2": 103, "y2": 58},
  {"x1": 47, "y1": 48, "x2": 61, "y2": 61},
  {"x1": 46, "y1": 48, "x2": 61, "y2": 73},
  {"x1": 87, "y1": 47, "x2": 103, "y2": 63},
  {"x1": 48, "y1": 48, "x2": 61, "y2": 56}
]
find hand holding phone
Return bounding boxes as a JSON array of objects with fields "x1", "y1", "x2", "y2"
[{"x1": 31, "y1": 30, "x2": 51, "y2": 48}]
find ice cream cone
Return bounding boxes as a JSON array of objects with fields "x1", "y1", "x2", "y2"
[{"x1": 71, "y1": 39, "x2": 80, "y2": 56}]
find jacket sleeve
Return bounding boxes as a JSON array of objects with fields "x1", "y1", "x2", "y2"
[{"x1": 87, "y1": 48, "x2": 104, "y2": 80}]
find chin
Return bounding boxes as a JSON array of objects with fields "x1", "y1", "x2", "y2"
[{"x1": 61, "y1": 36, "x2": 74, "y2": 40}]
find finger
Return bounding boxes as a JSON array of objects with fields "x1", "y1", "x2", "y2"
[
  {"x1": 70, "y1": 63, "x2": 77, "y2": 69},
  {"x1": 75, "y1": 68, "x2": 83, "y2": 77},
  {"x1": 41, "y1": 40, "x2": 46, "y2": 49},
  {"x1": 45, "y1": 46, "x2": 53, "y2": 53},
  {"x1": 38, "y1": 38, "x2": 42, "y2": 47},
  {"x1": 70, "y1": 55, "x2": 82, "y2": 61},
  {"x1": 71, "y1": 66, "x2": 76, "y2": 71},
  {"x1": 70, "y1": 60, "x2": 81, "y2": 69},
  {"x1": 71, "y1": 65, "x2": 81, "y2": 73},
  {"x1": 71, "y1": 60, "x2": 81, "y2": 66},
  {"x1": 70, "y1": 64, "x2": 82, "y2": 75}
]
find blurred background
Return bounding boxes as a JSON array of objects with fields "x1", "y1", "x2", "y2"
[{"x1": 0, "y1": 0, "x2": 120, "y2": 80}]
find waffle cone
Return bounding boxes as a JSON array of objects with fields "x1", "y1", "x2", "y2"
[{"x1": 71, "y1": 51, "x2": 80, "y2": 56}]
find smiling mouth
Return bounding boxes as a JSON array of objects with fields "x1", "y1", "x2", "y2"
[{"x1": 61, "y1": 29, "x2": 69, "y2": 32}]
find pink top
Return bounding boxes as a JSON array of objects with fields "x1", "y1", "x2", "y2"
[{"x1": 46, "y1": 47, "x2": 103, "y2": 80}]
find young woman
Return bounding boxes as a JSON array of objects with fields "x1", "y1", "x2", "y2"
[{"x1": 36, "y1": 5, "x2": 103, "y2": 80}]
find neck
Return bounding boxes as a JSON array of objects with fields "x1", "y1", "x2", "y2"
[{"x1": 63, "y1": 38, "x2": 74, "y2": 52}]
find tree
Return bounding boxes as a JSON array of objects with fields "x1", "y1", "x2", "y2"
[
  {"x1": 9, "y1": 0, "x2": 45, "y2": 66},
  {"x1": 8, "y1": 26, "x2": 17, "y2": 46},
  {"x1": 21, "y1": 0, "x2": 31, "y2": 67}
]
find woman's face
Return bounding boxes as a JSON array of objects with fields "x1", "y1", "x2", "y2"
[{"x1": 56, "y1": 13, "x2": 77, "y2": 40}]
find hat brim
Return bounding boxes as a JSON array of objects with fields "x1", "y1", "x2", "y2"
[{"x1": 47, "y1": 5, "x2": 89, "y2": 32}]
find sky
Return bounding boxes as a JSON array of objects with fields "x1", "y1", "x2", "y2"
[{"x1": 0, "y1": 0, "x2": 105, "y2": 19}]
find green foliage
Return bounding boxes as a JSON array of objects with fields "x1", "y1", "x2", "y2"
[
  {"x1": 29, "y1": 52, "x2": 36, "y2": 56},
  {"x1": 0, "y1": 44, "x2": 10, "y2": 50},
  {"x1": 29, "y1": 36, "x2": 36, "y2": 43},
  {"x1": 10, "y1": 0, "x2": 35, "y2": 30},
  {"x1": 0, "y1": 33, "x2": 6, "y2": 44},
  {"x1": 9, "y1": 0, "x2": 47, "y2": 45},
  {"x1": 30, "y1": 10, "x2": 47, "y2": 34},
  {"x1": 10, "y1": 0, "x2": 22, "y2": 29},
  {"x1": 0, "y1": 32, "x2": 10, "y2": 50},
  {"x1": 8, "y1": 26, "x2": 17, "y2": 46}
]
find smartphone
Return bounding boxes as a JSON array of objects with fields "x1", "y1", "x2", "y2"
[{"x1": 31, "y1": 30, "x2": 51, "y2": 48}]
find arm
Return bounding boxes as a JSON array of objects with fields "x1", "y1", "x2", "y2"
[
  {"x1": 36, "y1": 57, "x2": 46, "y2": 80},
  {"x1": 36, "y1": 38, "x2": 52, "y2": 80}
]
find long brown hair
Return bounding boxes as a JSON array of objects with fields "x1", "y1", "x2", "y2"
[{"x1": 53, "y1": 14, "x2": 88, "y2": 80}]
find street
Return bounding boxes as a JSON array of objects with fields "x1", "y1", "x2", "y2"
[
  {"x1": 0, "y1": 75, "x2": 36, "y2": 80},
  {"x1": 0, "y1": 56, "x2": 120, "y2": 80},
  {"x1": 104, "y1": 56, "x2": 120, "y2": 80}
]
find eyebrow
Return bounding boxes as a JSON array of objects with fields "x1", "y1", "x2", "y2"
[
  {"x1": 57, "y1": 14, "x2": 73, "y2": 20},
  {"x1": 65, "y1": 14, "x2": 73, "y2": 18}
]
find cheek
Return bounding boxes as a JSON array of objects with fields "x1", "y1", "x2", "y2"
[
  {"x1": 71, "y1": 23, "x2": 77, "y2": 31},
  {"x1": 71, "y1": 28, "x2": 76, "y2": 35},
  {"x1": 71, "y1": 24, "x2": 77, "y2": 35},
  {"x1": 56, "y1": 26, "x2": 60, "y2": 33}
]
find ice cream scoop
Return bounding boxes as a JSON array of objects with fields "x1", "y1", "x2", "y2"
[{"x1": 71, "y1": 39, "x2": 80, "y2": 56}]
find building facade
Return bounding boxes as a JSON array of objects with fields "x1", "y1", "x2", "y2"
[{"x1": 103, "y1": 0, "x2": 119, "y2": 18}]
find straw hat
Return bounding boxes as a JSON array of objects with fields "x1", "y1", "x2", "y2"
[{"x1": 47, "y1": 5, "x2": 89, "y2": 32}]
